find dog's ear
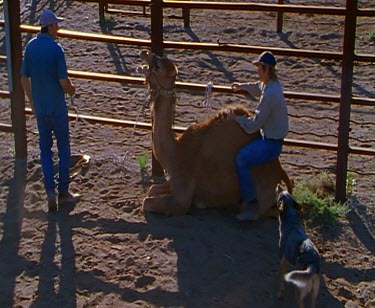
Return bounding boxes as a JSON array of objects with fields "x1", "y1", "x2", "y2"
[
  {"x1": 276, "y1": 183, "x2": 284, "y2": 195},
  {"x1": 276, "y1": 184, "x2": 284, "y2": 207},
  {"x1": 277, "y1": 192, "x2": 285, "y2": 213}
]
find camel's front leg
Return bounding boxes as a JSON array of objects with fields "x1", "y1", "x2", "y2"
[
  {"x1": 147, "y1": 179, "x2": 170, "y2": 197},
  {"x1": 143, "y1": 177, "x2": 194, "y2": 216}
]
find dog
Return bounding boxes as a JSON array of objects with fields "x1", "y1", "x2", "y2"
[{"x1": 276, "y1": 184, "x2": 321, "y2": 308}]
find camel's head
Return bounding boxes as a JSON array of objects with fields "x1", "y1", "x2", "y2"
[{"x1": 138, "y1": 50, "x2": 178, "y2": 92}]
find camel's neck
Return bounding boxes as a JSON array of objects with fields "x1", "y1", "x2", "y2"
[{"x1": 152, "y1": 92, "x2": 177, "y2": 172}]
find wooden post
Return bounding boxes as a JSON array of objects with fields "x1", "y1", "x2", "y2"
[
  {"x1": 5, "y1": 0, "x2": 27, "y2": 159},
  {"x1": 150, "y1": 0, "x2": 165, "y2": 177},
  {"x1": 335, "y1": 0, "x2": 357, "y2": 203},
  {"x1": 277, "y1": 0, "x2": 284, "y2": 33}
]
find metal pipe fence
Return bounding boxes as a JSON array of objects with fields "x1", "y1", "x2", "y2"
[{"x1": 1, "y1": 0, "x2": 374, "y2": 201}]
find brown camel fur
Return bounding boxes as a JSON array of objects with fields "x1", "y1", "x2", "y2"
[{"x1": 139, "y1": 50, "x2": 292, "y2": 217}]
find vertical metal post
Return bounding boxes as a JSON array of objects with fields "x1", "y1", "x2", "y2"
[
  {"x1": 182, "y1": 3, "x2": 190, "y2": 28},
  {"x1": 99, "y1": 2, "x2": 107, "y2": 22},
  {"x1": 150, "y1": 0, "x2": 165, "y2": 177},
  {"x1": 5, "y1": 0, "x2": 27, "y2": 159},
  {"x1": 150, "y1": 0, "x2": 163, "y2": 57},
  {"x1": 277, "y1": 0, "x2": 284, "y2": 33},
  {"x1": 335, "y1": 0, "x2": 357, "y2": 203}
]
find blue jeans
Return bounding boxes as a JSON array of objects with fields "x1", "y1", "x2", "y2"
[
  {"x1": 235, "y1": 136, "x2": 283, "y2": 202},
  {"x1": 36, "y1": 113, "x2": 71, "y2": 197}
]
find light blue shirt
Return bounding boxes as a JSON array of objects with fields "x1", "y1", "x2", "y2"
[{"x1": 21, "y1": 33, "x2": 68, "y2": 116}]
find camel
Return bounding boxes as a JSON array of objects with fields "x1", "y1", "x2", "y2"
[{"x1": 138, "y1": 50, "x2": 292, "y2": 217}]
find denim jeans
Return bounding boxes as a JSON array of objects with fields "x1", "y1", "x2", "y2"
[
  {"x1": 235, "y1": 136, "x2": 283, "y2": 202},
  {"x1": 36, "y1": 113, "x2": 71, "y2": 197}
]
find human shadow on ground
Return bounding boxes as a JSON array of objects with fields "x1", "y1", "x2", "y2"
[
  {"x1": 0, "y1": 159, "x2": 27, "y2": 307},
  {"x1": 60, "y1": 212, "x2": 182, "y2": 307},
  {"x1": 31, "y1": 206, "x2": 77, "y2": 307}
]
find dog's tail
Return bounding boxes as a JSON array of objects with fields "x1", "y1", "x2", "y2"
[{"x1": 284, "y1": 264, "x2": 319, "y2": 288}]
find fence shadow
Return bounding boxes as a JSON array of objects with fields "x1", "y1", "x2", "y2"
[
  {"x1": 184, "y1": 28, "x2": 237, "y2": 83},
  {"x1": 348, "y1": 198, "x2": 375, "y2": 255},
  {"x1": 0, "y1": 159, "x2": 27, "y2": 307}
]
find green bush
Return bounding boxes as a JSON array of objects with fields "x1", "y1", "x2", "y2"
[
  {"x1": 292, "y1": 171, "x2": 350, "y2": 227},
  {"x1": 135, "y1": 151, "x2": 149, "y2": 170}
]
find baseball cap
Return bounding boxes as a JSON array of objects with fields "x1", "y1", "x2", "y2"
[
  {"x1": 40, "y1": 10, "x2": 64, "y2": 27},
  {"x1": 253, "y1": 51, "x2": 277, "y2": 66}
]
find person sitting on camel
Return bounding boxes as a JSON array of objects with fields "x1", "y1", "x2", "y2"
[{"x1": 229, "y1": 51, "x2": 289, "y2": 222}]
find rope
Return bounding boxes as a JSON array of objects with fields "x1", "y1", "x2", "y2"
[
  {"x1": 203, "y1": 81, "x2": 213, "y2": 111},
  {"x1": 201, "y1": 81, "x2": 213, "y2": 120},
  {"x1": 69, "y1": 96, "x2": 79, "y2": 139},
  {"x1": 123, "y1": 90, "x2": 150, "y2": 160}
]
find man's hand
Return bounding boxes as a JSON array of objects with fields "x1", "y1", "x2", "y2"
[{"x1": 60, "y1": 78, "x2": 76, "y2": 97}]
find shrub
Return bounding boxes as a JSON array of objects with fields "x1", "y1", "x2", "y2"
[{"x1": 292, "y1": 171, "x2": 350, "y2": 227}]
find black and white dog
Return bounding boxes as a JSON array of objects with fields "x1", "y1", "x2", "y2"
[{"x1": 276, "y1": 184, "x2": 321, "y2": 308}]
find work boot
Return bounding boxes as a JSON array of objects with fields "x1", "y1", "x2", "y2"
[
  {"x1": 236, "y1": 200, "x2": 259, "y2": 222},
  {"x1": 47, "y1": 195, "x2": 57, "y2": 212},
  {"x1": 58, "y1": 192, "x2": 81, "y2": 205}
]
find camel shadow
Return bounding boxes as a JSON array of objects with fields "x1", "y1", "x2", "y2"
[{"x1": 144, "y1": 211, "x2": 343, "y2": 307}]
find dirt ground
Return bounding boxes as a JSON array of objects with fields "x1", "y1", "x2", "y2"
[{"x1": 0, "y1": 0, "x2": 374, "y2": 307}]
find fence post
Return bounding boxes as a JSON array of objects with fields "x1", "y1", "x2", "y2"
[
  {"x1": 277, "y1": 0, "x2": 284, "y2": 33},
  {"x1": 151, "y1": 0, "x2": 164, "y2": 56},
  {"x1": 4, "y1": 0, "x2": 27, "y2": 159},
  {"x1": 150, "y1": 0, "x2": 165, "y2": 177},
  {"x1": 182, "y1": 2, "x2": 191, "y2": 28},
  {"x1": 335, "y1": 0, "x2": 357, "y2": 203},
  {"x1": 99, "y1": 2, "x2": 107, "y2": 22}
]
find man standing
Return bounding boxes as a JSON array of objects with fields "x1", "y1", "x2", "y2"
[{"x1": 21, "y1": 9, "x2": 80, "y2": 212}]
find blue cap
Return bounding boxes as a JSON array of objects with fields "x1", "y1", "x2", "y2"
[
  {"x1": 253, "y1": 51, "x2": 277, "y2": 66},
  {"x1": 40, "y1": 10, "x2": 64, "y2": 27}
]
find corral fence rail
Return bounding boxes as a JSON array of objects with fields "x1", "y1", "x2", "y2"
[{"x1": 1, "y1": 0, "x2": 374, "y2": 202}]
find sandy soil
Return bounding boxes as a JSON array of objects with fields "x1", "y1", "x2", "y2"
[{"x1": 0, "y1": 0, "x2": 374, "y2": 307}]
